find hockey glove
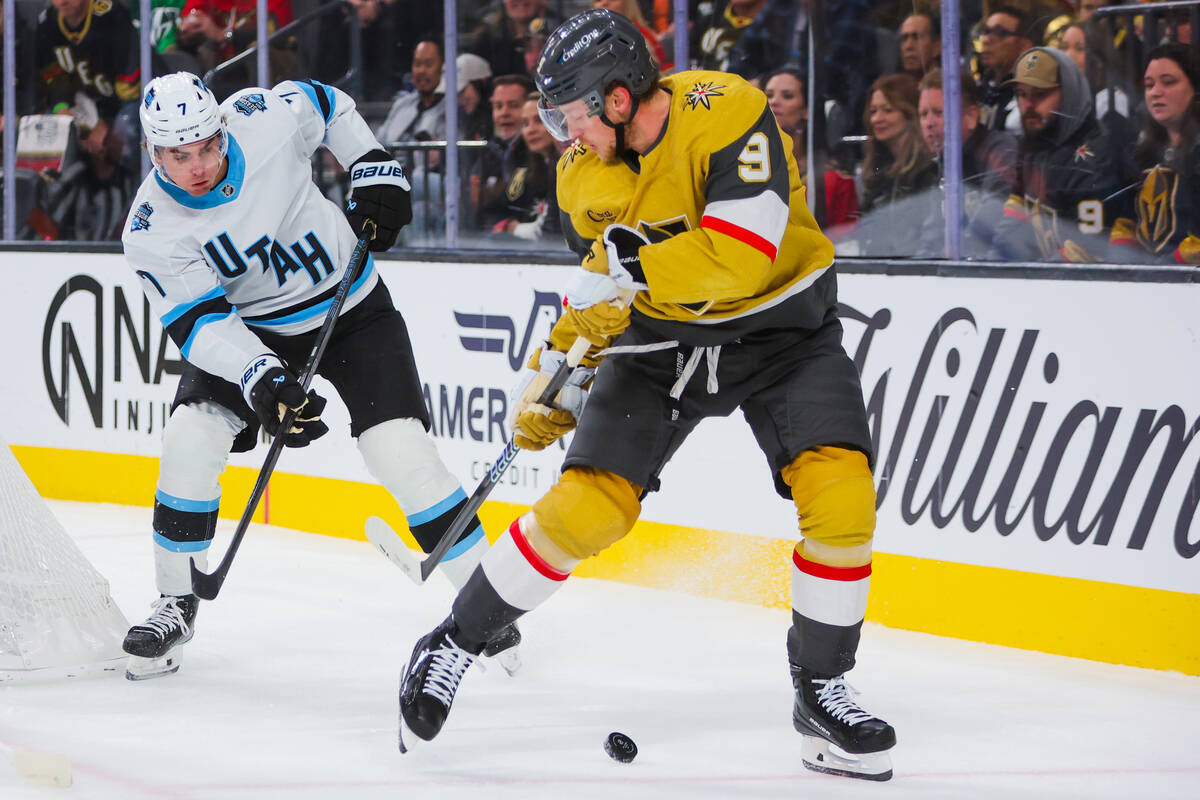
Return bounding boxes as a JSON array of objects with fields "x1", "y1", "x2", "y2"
[
  {"x1": 347, "y1": 149, "x2": 412, "y2": 252},
  {"x1": 510, "y1": 347, "x2": 594, "y2": 451},
  {"x1": 561, "y1": 301, "x2": 631, "y2": 354},
  {"x1": 575, "y1": 223, "x2": 650, "y2": 309},
  {"x1": 240, "y1": 355, "x2": 329, "y2": 447}
]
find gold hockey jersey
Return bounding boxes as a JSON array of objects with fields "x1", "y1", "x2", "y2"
[{"x1": 556, "y1": 70, "x2": 837, "y2": 346}]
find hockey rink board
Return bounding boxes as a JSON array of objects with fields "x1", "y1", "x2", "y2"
[{"x1": 2, "y1": 251, "x2": 1197, "y2": 673}]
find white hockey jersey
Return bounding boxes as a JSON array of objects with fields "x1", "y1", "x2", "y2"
[{"x1": 122, "y1": 79, "x2": 385, "y2": 389}]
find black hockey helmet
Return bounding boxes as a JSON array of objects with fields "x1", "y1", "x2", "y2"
[{"x1": 535, "y1": 8, "x2": 657, "y2": 127}]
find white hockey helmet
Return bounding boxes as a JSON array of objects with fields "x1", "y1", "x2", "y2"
[{"x1": 140, "y1": 72, "x2": 227, "y2": 179}]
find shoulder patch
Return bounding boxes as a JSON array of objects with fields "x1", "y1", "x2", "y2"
[
  {"x1": 684, "y1": 81, "x2": 727, "y2": 111},
  {"x1": 233, "y1": 93, "x2": 268, "y2": 116},
  {"x1": 563, "y1": 141, "x2": 590, "y2": 164},
  {"x1": 130, "y1": 201, "x2": 153, "y2": 232}
]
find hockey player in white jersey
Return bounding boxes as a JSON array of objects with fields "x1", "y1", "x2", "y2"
[{"x1": 120, "y1": 72, "x2": 519, "y2": 680}]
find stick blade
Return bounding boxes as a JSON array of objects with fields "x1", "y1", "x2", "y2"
[
  {"x1": 419, "y1": 557, "x2": 438, "y2": 582},
  {"x1": 189, "y1": 557, "x2": 222, "y2": 601},
  {"x1": 364, "y1": 516, "x2": 426, "y2": 584}
]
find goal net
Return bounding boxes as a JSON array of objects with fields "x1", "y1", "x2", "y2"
[{"x1": 0, "y1": 436, "x2": 128, "y2": 679}]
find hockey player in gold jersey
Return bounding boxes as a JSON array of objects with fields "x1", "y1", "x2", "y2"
[{"x1": 398, "y1": 8, "x2": 895, "y2": 780}]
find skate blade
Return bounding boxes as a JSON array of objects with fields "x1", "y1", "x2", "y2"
[
  {"x1": 491, "y1": 646, "x2": 522, "y2": 677},
  {"x1": 125, "y1": 653, "x2": 182, "y2": 681},
  {"x1": 398, "y1": 712, "x2": 433, "y2": 755},
  {"x1": 366, "y1": 516, "x2": 425, "y2": 585},
  {"x1": 398, "y1": 715, "x2": 411, "y2": 754},
  {"x1": 801, "y1": 736, "x2": 893, "y2": 781}
]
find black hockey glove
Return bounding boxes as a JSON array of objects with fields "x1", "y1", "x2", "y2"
[
  {"x1": 600, "y1": 223, "x2": 650, "y2": 286},
  {"x1": 240, "y1": 355, "x2": 329, "y2": 447},
  {"x1": 347, "y1": 149, "x2": 412, "y2": 252}
]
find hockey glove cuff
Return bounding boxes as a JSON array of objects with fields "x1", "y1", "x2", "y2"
[
  {"x1": 574, "y1": 223, "x2": 650, "y2": 309},
  {"x1": 562, "y1": 301, "x2": 631, "y2": 353},
  {"x1": 347, "y1": 149, "x2": 412, "y2": 252},
  {"x1": 241, "y1": 354, "x2": 329, "y2": 447},
  {"x1": 510, "y1": 347, "x2": 594, "y2": 451}
]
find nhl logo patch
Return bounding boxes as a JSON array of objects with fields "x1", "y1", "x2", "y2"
[
  {"x1": 130, "y1": 201, "x2": 153, "y2": 232},
  {"x1": 220, "y1": 183, "x2": 235, "y2": 197},
  {"x1": 234, "y1": 93, "x2": 267, "y2": 116}
]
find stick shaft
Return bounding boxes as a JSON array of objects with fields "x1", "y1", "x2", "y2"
[
  {"x1": 416, "y1": 335, "x2": 591, "y2": 580},
  {"x1": 190, "y1": 226, "x2": 375, "y2": 600}
]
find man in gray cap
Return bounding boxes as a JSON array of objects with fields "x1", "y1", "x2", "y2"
[{"x1": 994, "y1": 47, "x2": 1134, "y2": 262}]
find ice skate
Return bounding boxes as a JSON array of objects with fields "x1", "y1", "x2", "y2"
[
  {"x1": 483, "y1": 623, "x2": 522, "y2": 676},
  {"x1": 365, "y1": 517, "x2": 525, "y2": 677},
  {"x1": 123, "y1": 595, "x2": 198, "y2": 681},
  {"x1": 791, "y1": 665, "x2": 895, "y2": 781},
  {"x1": 398, "y1": 616, "x2": 482, "y2": 753}
]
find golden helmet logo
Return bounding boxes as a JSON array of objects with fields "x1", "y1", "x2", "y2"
[
  {"x1": 506, "y1": 167, "x2": 527, "y2": 202},
  {"x1": 1135, "y1": 166, "x2": 1178, "y2": 255},
  {"x1": 1025, "y1": 196, "x2": 1063, "y2": 260}
]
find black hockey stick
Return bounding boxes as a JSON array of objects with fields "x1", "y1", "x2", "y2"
[
  {"x1": 414, "y1": 334, "x2": 593, "y2": 581},
  {"x1": 190, "y1": 222, "x2": 376, "y2": 601}
]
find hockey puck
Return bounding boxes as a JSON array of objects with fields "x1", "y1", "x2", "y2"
[{"x1": 603, "y1": 732, "x2": 637, "y2": 763}]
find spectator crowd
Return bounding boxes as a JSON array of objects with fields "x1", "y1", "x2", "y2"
[{"x1": 0, "y1": 0, "x2": 1195, "y2": 265}]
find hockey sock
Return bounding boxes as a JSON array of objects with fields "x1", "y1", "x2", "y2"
[
  {"x1": 152, "y1": 492, "x2": 218, "y2": 596},
  {"x1": 153, "y1": 402, "x2": 239, "y2": 596},
  {"x1": 405, "y1": 487, "x2": 490, "y2": 590},
  {"x1": 787, "y1": 546, "x2": 870, "y2": 675},
  {"x1": 358, "y1": 418, "x2": 487, "y2": 586},
  {"x1": 451, "y1": 518, "x2": 570, "y2": 647}
]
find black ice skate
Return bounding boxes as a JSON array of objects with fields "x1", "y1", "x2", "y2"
[
  {"x1": 791, "y1": 664, "x2": 896, "y2": 781},
  {"x1": 122, "y1": 594, "x2": 198, "y2": 681},
  {"x1": 398, "y1": 616, "x2": 483, "y2": 753},
  {"x1": 483, "y1": 623, "x2": 522, "y2": 676}
]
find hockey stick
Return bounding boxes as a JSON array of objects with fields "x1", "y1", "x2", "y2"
[
  {"x1": 189, "y1": 222, "x2": 376, "y2": 601},
  {"x1": 408, "y1": 334, "x2": 594, "y2": 583}
]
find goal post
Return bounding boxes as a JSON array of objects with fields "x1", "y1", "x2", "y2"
[{"x1": 0, "y1": 436, "x2": 128, "y2": 679}]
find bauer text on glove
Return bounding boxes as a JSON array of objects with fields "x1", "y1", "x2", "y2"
[
  {"x1": 240, "y1": 355, "x2": 329, "y2": 446},
  {"x1": 347, "y1": 149, "x2": 412, "y2": 251},
  {"x1": 574, "y1": 223, "x2": 650, "y2": 309}
]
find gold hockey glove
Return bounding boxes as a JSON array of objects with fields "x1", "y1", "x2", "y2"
[{"x1": 510, "y1": 347, "x2": 595, "y2": 451}]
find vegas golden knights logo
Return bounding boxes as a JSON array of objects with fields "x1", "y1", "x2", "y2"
[
  {"x1": 506, "y1": 167, "x2": 527, "y2": 202},
  {"x1": 1135, "y1": 166, "x2": 1178, "y2": 254},
  {"x1": 1025, "y1": 196, "x2": 1062, "y2": 259}
]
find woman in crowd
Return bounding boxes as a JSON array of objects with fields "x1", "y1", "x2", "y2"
[
  {"x1": 1118, "y1": 43, "x2": 1199, "y2": 265},
  {"x1": 764, "y1": 69, "x2": 859, "y2": 235},
  {"x1": 490, "y1": 93, "x2": 562, "y2": 241},
  {"x1": 457, "y1": 53, "x2": 494, "y2": 142},
  {"x1": 1058, "y1": 21, "x2": 1134, "y2": 141},
  {"x1": 856, "y1": 73, "x2": 938, "y2": 256}
]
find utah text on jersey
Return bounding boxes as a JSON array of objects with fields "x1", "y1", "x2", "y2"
[{"x1": 122, "y1": 79, "x2": 383, "y2": 388}]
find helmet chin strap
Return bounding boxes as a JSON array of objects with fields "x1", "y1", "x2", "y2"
[{"x1": 600, "y1": 95, "x2": 641, "y2": 155}]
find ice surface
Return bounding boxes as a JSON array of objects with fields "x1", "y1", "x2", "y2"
[{"x1": 1, "y1": 500, "x2": 1197, "y2": 799}]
